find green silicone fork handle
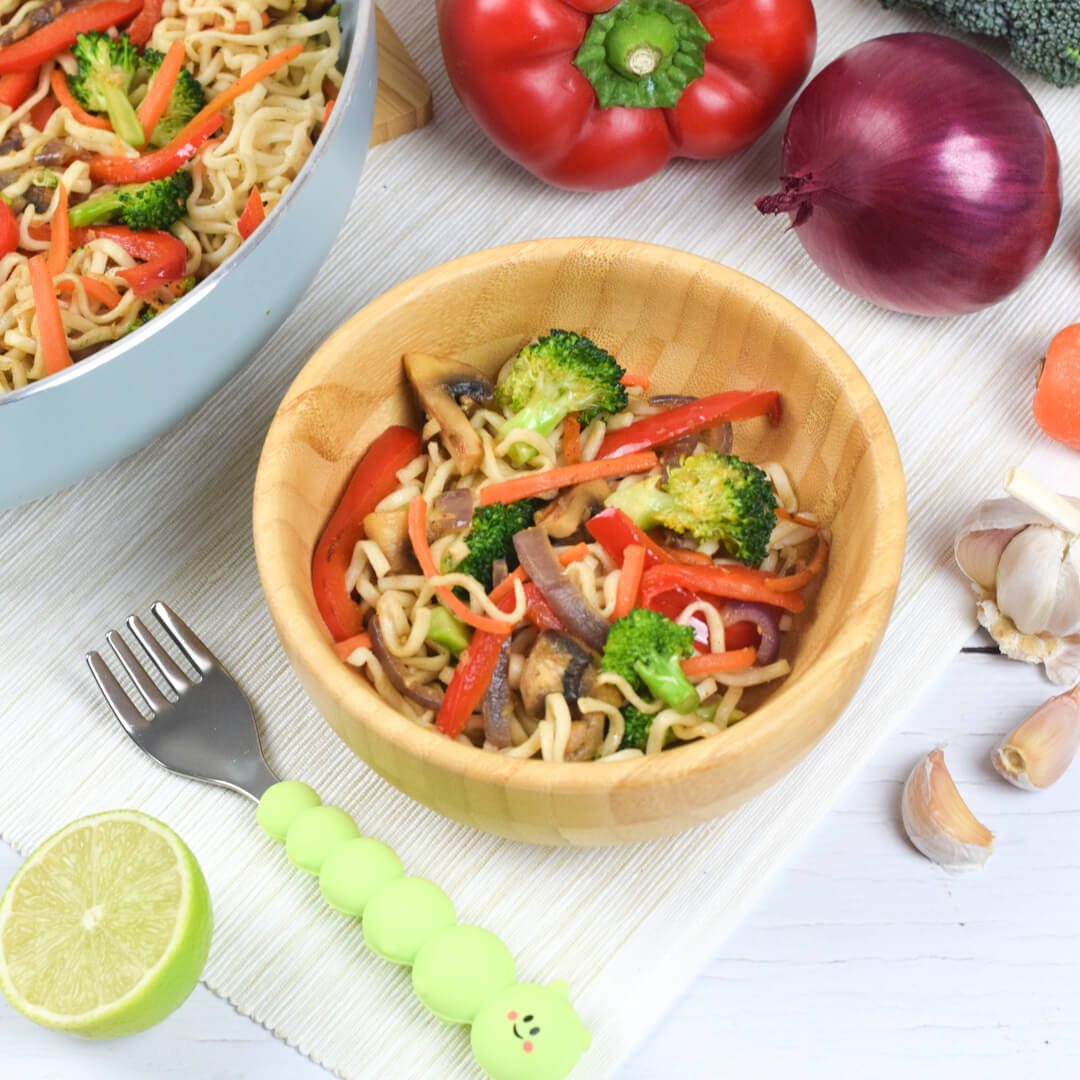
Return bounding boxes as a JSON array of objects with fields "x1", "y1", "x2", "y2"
[{"x1": 256, "y1": 782, "x2": 591, "y2": 1080}]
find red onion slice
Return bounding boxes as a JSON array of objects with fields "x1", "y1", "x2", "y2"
[
  {"x1": 429, "y1": 489, "x2": 475, "y2": 537},
  {"x1": 513, "y1": 526, "x2": 609, "y2": 652},
  {"x1": 722, "y1": 601, "x2": 782, "y2": 666},
  {"x1": 367, "y1": 614, "x2": 445, "y2": 711}
]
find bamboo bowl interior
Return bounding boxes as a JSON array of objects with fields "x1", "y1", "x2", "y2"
[{"x1": 253, "y1": 237, "x2": 906, "y2": 846}]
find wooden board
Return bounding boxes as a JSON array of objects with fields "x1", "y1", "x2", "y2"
[{"x1": 370, "y1": 6, "x2": 432, "y2": 147}]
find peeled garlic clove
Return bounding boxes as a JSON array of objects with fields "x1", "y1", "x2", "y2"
[
  {"x1": 955, "y1": 527, "x2": 1024, "y2": 590},
  {"x1": 993, "y1": 682, "x2": 1080, "y2": 790},
  {"x1": 901, "y1": 749, "x2": 993, "y2": 871}
]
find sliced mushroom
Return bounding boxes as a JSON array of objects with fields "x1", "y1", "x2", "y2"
[
  {"x1": 535, "y1": 479, "x2": 612, "y2": 540},
  {"x1": 34, "y1": 140, "x2": 76, "y2": 167},
  {"x1": 23, "y1": 185, "x2": 53, "y2": 213},
  {"x1": 519, "y1": 630, "x2": 597, "y2": 718},
  {"x1": 0, "y1": 0, "x2": 83, "y2": 48},
  {"x1": 0, "y1": 134, "x2": 24, "y2": 157},
  {"x1": 362, "y1": 510, "x2": 416, "y2": 574},
  {"x1": 404, "y1": 353, "x2": 494, "y2": 476},
  {"x1": 565, "y1": 713, "x2": 605, "y2": 762}
]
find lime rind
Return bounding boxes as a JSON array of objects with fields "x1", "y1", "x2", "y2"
[{"x1": 0, "y1": 809, "x2": 213, "y2": 1038}]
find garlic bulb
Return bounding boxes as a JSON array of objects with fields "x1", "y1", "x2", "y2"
[
  {"x1": 901, "y1": 749, "x2": 993, "y2": 871},
  {"x1": 954, "y1": 469, "x2": 1080, "y2": 685},
  {"x1": 993, "y1": 682, "x2": 1080, "y2": 790}
]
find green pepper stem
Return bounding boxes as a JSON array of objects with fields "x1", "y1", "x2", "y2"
[{"x1": 574, "y1": 0, "x2": 711, "y2": 110}]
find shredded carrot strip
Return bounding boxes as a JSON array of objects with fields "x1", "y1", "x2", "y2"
[
  {"x1": 322, "y1": 96, "x2": 334, "y2": 127},
  {"x1": 333, "y1": 632, "x2": 372, "y2": 660},
  {"x1": 46, "y1": 182, "x2": 69, "y2": 276},
  {"x1": 776, "y1": 507, "x2": 820, "y2": 530},
  {"x1": 487, "y1": 543, "x2": 590, "y2": 605},
  {"x1": 766, "y1": 532, "x2": 829, "y2": 592},
  {"x1": 28, "y1": 254, "x2": 71, "y2": 374},
  {"x1": 137, "y1": 39, "x2": 185, "y2": 142},
  {"x1": 659, "y1": 545, "x2": 712, "y2": 566},
  {"x1": 563, "y1": 412, "x2": 581, "y2": 465},
  {"x1": 681, "y1": 647, "x2": 757, "y2": 677},
  {"x1": 56, "y1": 275, "x2": 123, "y2": 308},
  {"x1": 620, "y1": 373, "x2": 649, "y2": 388},
  {"x1": 407, "y1": 495, "x2": 514, "y2": 636},
  {"x1": 478, "y1": 451, "x2": 657, "y2": 507},
  {"x1": 50, "y1": 68, "x2": 111, "y2": 129},
  {"x1": 613, "y1": 544, "x2": 646, "y2": 619}
]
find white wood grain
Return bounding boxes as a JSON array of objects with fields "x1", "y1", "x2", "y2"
[{"x1": 5, "y1": 634, "x2": 1078, "y2": 1078}]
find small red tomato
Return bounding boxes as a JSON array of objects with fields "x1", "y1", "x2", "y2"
[{"x1": 1033, "y1": 325, "x2": 1080, "y2": 452}]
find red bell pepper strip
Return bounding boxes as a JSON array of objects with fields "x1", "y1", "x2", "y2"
[
  {"x1": 127, "y1": 0, "x2": 165, "y2": 48},
  {"x1": 0, "y1": 0, "x2": 144, "y2": 74},
  {"x1": 311, "y1": 426, "x2": 423, "y2": 641},
  {"x1": 0, "y1": 68, "x2": 39, "y2": 110},
  {"x1": 0, "y1": 200, "x2": 18, "y2": 258},
  {"x1": 88, "y1": 110, "x2": 223, "y2": 184},
  {"x1": 29, "y1": 93, "x2": 57, "y2": 129},
  {"x1": 28, "y1": 254, "x2": 72, "y2": 374},
  {"x1": 522, "y1": 582, "x2": 563, "y2": 631},
  {"x1": 90, "y1": 226, "x2": 187, "y2": 295},
  {"x1": 437, "y1": 0, "x2": 816, "y2": 191},
  {"x1": 641, "y1": 562, "x2": 806, "y2": 613},
  {"x1": 436, "y1": 592, "x2": 518, "y2": 737},
  {"x1": 599, "y1": 389, "x2": 782, "y2": 459},
  {"x1": 237, "y1": 186, "x2": 265, "y2": 240}
]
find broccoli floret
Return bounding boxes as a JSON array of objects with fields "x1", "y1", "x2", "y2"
[
  {"x1": 619, "y1": 704, "x2": 653, "y2": 752},
  {"x1": 126, "y1": 305, "x2": 158, "y2": 332},
  {"x1": 605, "y1": 450, "x2": 777, "y2": 566},
  {"x1": 495, "y1": 330, "x2": 627, "y2": 465},
  {"x1": 602, "y1": 608, "x2": 699, "y2": 714},
  {"x1": 452, "y1": 499, "x2": 543, "y2": 592},
  {"x1": 68, "y1": 32, "x2": 144, "y2": 147},
  {"x1": 68, "y1": 171, "x2": 193, "y2": 231},
  {"x1": 141, "y1": 48, "x2": 207, "y2": 148},
  {"x1": 880, "y1": 0, "x2": 1080, "y2": 87},
  {"x1": 125, "y1": 275, "x2": 196, "y2": 333}
]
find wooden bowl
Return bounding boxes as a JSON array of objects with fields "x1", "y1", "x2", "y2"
[{"x1": 253, "y1": 238, "x2": 906, "y2": 846}]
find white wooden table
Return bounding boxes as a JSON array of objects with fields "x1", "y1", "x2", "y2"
[{"x1": 4, "y1": 632, "x2": 1078, "y2": 1079}]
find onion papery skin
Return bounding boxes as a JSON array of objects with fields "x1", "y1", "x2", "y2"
[{"x1": 758, "y1": 34, "x2": 1061, "y2": 317}]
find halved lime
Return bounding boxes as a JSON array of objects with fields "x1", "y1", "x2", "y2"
[{"x1": 0, "y1": 809, "x2": 212, "y2": 1038}]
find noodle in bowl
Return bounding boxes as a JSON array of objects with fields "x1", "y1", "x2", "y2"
[{"x1": 0, "y1": 0, "x2": 376, "y2": 507}]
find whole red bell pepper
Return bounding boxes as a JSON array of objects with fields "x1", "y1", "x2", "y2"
[
  {"x1": 311, "y1": 426, "x2": 423, "y2": 641},
  {"x1": 437, "y1": 0, "x2": 816, "y2": 190}
]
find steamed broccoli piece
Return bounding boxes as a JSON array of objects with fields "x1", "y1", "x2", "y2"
[
  {"x1": 126, "y1": 275, "x2": 196, "y2": 333},
  {"x1": 68, "y1": 172, "x2": 193, "y2": 231},
  {"x1": 605, "y1": 450, "x2": 777, "y2": 566},
  {"x1": 452, "y1": 499, "x2": 543, "y2": 592},
  {"x1": 619, "y1": 704, "x2": 655, "y2": 752},
  {"x1": 880, "y1": 0, "x2": 1080, "y2": 87},
  {"x1": 603, "y1": 608, "x2": 699, "y2": 715},
  {"x1": 68, "y1": 33, "x2": 144, "y2": 147},
  {"x1": 495, "y1": 330, "x2": 627, "y2": 465},
  {"x1": 141, "y1": 48, "x2": 207, "y2": 148}
]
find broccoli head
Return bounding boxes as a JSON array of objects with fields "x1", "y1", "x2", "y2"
[
  {"x1": 68, "y1": 32, "x2": 144, "y2": 147},
  {"x1": 495, "y1": 330, "x2": 627, "y2": 465},
  {"x1": 605, "y1": 450, "x2": 777, "y2": 566},
  {"x1": 602, "y1": 608, "x2": 699, "y2": 714},
  {"x1": 141, "y1": 48, "x2": 207, "y2": 148},
  {"x1": 880, "y1": 0, "x2": 1080, "y2": 87},
  {"x1": 452, "y1": 498, "x2": 543, "y2": 592},
  {"x1": 68, "y1": 171, "x2": 193, "y2": 231},
  {"x1": 619, "y1": 704, "x2": 653, "y2": 752}
]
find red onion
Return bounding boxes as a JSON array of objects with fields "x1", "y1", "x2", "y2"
[
  {"x1": 756, "y1": 33, "x2": 1061, "y2": 316},
  {"x1": 723, "y1": 602, "x2": 781, "y2": 666},
  {"x1": 367, "y1": 614, "x2": 445, "y2": 711}
]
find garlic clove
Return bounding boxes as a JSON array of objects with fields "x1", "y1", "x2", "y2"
[
  {"x1": 901, "y1": 749, "x2": 993, "y2": 871},
  {"x1": 993, "y1": 682, "x2": 1080, "y2": 790},
  {"x1": 1046, "y1": 640, "x2": 1080, "y2": 688},
  {"x1": 955, "y1": 527, "x2": 1024, "y2": 590},
  {"x1": 996, "y1": 525, "x2": 1067, "y2": 635}
]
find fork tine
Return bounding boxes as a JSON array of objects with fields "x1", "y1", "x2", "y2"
[
  {"x1": 151, "y1": 601, "x2": 219, "y2": 673},
  {"x1": 128, "y1": 615, "x2": 194, "y2": 693},
  {"x1": 106, "y1": 631, "x2": 171, "y2": 714},
  {"x1": 87, "y1": 651, "x2": 149, "y2": 733}
]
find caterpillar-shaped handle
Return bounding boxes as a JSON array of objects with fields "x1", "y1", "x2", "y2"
[{"x1": 256, "y1": 782, "x2": 591, "y2": 1080}]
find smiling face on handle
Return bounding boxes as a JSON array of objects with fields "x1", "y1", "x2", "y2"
[{"x1": 470, "y1": 981, "x2": 591, "y2": 1080}]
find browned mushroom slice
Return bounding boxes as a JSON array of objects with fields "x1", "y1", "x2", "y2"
[
  {"x1": 519, "y1": 630, "x2": 598, "y2": 718},
  {"x1": 565, "y1": 713, "x2": 605, "y2": 761},
  {"x1": 403, "y1": 353, "x2": 494, "y2": 476},
  {"x1": 361, "y1": 510, "x2": 416, "y2": 574},
  {"x1": 0, "y1": 0, "x2": 83, "y2": 47},
  {"x1": 535, "y1": 479, "x2": 612, "y2": 540}
]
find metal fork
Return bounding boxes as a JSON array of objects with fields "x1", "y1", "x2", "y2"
[{"x1": 86, "y1": 601, "x2": 278, "y2": 801}]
